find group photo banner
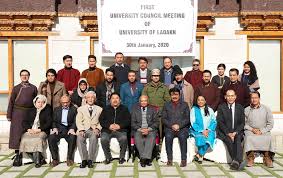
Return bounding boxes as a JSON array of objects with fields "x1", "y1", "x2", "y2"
[{"x1": 98, "y1": 0, "x2": 198, "y2": 56}]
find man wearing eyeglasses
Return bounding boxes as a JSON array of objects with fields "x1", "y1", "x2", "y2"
[{"x1": 184, "y1": 59, "x2": 203, "y2": 89}]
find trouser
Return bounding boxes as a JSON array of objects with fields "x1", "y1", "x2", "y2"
[
  {"x1": 48, "y1": 125, "x2": 76, "y2": 161},
  {"x1": 77, "y1": 129, "x2": 99, "y2": 161},
  {"x1": 221, "y1": 133, "x2": 244, "y2": 162},
  {"x1": 165, "y1": 128, "x2": 188, "y2": 161},
  {"x1": 100, "y1": 131, "x2": 128, "y2": 159},
  {"x1": 134, "y1": 131, "x2": 156, "y2": 159}
]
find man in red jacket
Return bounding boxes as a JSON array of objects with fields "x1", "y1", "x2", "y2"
[
  {"x1": 57, "y1": 55, "x2": 80, "y2": 95},
  {"x1": 184, "y1": 59, "x2": 203, "y2": 89}
]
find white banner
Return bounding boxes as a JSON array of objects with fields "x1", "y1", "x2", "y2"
[{"x1": 98, "y1": 0, "x2": 198, "y2": 56}]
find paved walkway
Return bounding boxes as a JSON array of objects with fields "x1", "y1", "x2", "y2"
[{"x1": 0, "y1": 149, "x2": 283, "y2": 178}]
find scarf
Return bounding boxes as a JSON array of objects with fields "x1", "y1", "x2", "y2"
[
  {"x1": 32, "y1": 95, "x2": 47, "y2": 130},
  {"x1": 77, "y1": 78, "x2": 89, "y2": 106},
  {"x1": 106, "y1": 81, "x2": 114, "y2": 104}
]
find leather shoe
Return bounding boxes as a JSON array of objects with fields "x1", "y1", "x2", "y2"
[
  {"x1": 49, "y1": 160, "x2": 59, "y2": 167},
  {"x1": 80, "y1": 160, "x2": 87, "y2": 168},
  {"x1": 146, "y1": 159, "x2": 152, "y2": 166},
  {"x1": 119, "y1": 158, "x2": 126, "y2": 164},
  {"x1": 140, "y1": 159, "x2": 146, "y2": 167},
  {"x1": 230, "y1": 160, "x2": 240, "y2": 170},
  {"x1": 66, "y1": 160, "x2": 74, "y2": 167},
  {"x1": 88, "y1": 160, "x2": 94, "y2": 168},
  {"x1": 167, "y1": 160, "x2": 173, "y2": 166},
  {"x1": 104, "y1": 158, "x2": 112, "y2": 165},
  {"x1": 180, "y1": 160, "x2": 187, "y2": 167}
]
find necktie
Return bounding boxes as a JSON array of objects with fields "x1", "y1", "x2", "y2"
[
  {"x1": 229, "y1": 104, "x2": 233, "y2": 129},
  {"x1": 89, "y1": 107, "x2": 93, "y2": 117}
]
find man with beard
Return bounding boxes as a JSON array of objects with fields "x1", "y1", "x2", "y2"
[
  {"x1": 136, "y1": 57, "x2": 151, "y2": 85},
  {"x1": 96, "y1": 68, "x2": 120, "y2": 108},
  {"x1": 57, "y1": 55, "x2": 80, "y2": 95},
  {"x1": 194, "y1": 70, "x2": 220, "y2": 111},
  {"x1": 120, "y1": 70, "x2": 144, "y2": 112}
]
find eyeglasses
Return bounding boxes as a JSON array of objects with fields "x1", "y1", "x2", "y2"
[
  {"x1": 152, "y1": 75, "x2": 160, "y2": 77},
  {"x1": 193, "y1": 64, "x2": 199, "y2": 66}
]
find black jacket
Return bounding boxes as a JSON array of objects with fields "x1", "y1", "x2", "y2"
[
  {"x1": 99, "y1": 104, "x2": 131, "y2": 134},
  {"x1": 95, "y1": 81, "x2": 120, "y2": 108},
  {"x1": 52, "y1": 105, "x2": 77, "y2": 130},
  {"x1": 71, "y1": 87, "x2": 95, "y2": 107},
  {"x1": 110, "y1": 64, "x2": 130, "y2": 84},
  {"x1": 216, "y1": 103, "x2": 245, "y2": 139},
  {"x1": 22, "y1": 104, "x2": 52, "y2": 134}
]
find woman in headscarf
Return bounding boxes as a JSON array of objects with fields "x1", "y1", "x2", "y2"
[
  {"x1": 189, "y1": 95, "x2": 217, "y2": 164},
  {"x1": 71, "y1": 78, "x2": 94, "y2": 108},
  {"x1": 19, "y1": 95, "x2": 52, "y2": 168}
]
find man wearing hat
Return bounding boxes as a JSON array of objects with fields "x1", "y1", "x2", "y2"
[
  {"x1": 142, "y1": 68, "x2": 170, "y2": 138},
  {"x1": 169, "y1": 66, "x2": 194, "y2": 109}
]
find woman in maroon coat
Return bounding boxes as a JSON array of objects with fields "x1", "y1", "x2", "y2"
[{"x1": 7, "y1": 69, "x2": 37, "y2": 166}]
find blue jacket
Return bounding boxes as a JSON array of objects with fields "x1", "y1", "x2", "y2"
[{"x1": 120, "y1": 81, "x2": 144, "y2": 112}]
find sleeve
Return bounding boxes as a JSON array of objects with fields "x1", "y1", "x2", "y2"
[
  {"x1": 131, "y1": 109, "x2": 139, "y2": 131},
  {"x1": 161, "y1": 104, "x2": 171, "y2": 128},
  {"x1": 119, "y1": 108, "x2": 131, "y2": 129},
  {"x1": 207, "y1": 108, "x2": 217, "y2": 131},
  {"x1": 211, "y1": 87, "x2": 220, "y2": 111},
  {"x1": 211, "y1": 76, "x2": 217, "y2": 86},
  {"x1": 81, "y1": 70, "x2": 87, "y2": 78},
  {"x1": 22, "y1": 115, "x2": 31, "y2": 132},
  {"x1": 40, "y1": 106, "x2": 53, "y2": 132},
  {"x1": 73, "y1": 70, "x2": 80, "y2": 91},
  {"x1": 75, "y1": 109, "x2": 85, "y2": 131},
  {"x1": 52, "y1": 108, "x2": 58, "y2": 129},
  {"x1": 57, "y1": 70, "x2": 63, "y2": 83},
  {"x1": 235, "y1": 106, "x2": 245, "y2": 133},
  {"x1": 151, "y1": 109, "x2": 160, "y2": 130},
  {"x1": 250, "y1": 79, "x2": 260, "y2": 91},
  {"x1": 260, "y1": 107, "x2": 274, "y2": 134},
  {"x1": 163, "y1": 87, "x2": 171, "y2": 102},
  {"x1": 190, "y1": 107, "x2": 203, "y2": 132},
  {"x1": 184, "y1": 71, "x2": 191, "y2": 83},
  {"x1": 7, "y1": 87, "x2": 17, "y2": 119},
  {"x1": 99, "y1": 109, "x2": 111, "y2": 129},
  {"x1": 243, "y1": 86, "x2": 251, "y2": 107},
  {"x1": 142, "y1": 86, "x2": 148, "y2": 96},
  {"x1": 244, "y1": 108, "x2": 254, "y2": 131},
  {"x1": 216, "y1": 106, "x2": 229, "y2": 135},
  {"x1": 120, "y1": 85, "x2": 125, "y2": 105},
  {"x1": 70, "y1": 108, "x2": 77, "y2": 130},
  {"x1": 179, "y1": 105, "x2": 190, "y2": 129},
  {"x1": 189, "y1": 84, "x2": 194, "y2": 109},
  {"x1": 62, "y1": 84, "x2": 67, "y2": 95},
  {"x1": 99, "y1": 70, "x2": 105, "y2": 86}
]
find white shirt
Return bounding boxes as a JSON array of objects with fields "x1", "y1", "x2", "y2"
[
  {"x1": 228, "y1": 103, "x2": 235, "y2": 129},
  {"x1": 115, "y1": 63, "x2": 124, "y2": 67}
]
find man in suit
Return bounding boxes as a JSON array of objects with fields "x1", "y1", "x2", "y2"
[
  {"x1": 96, "y1": 68, "x2": 120, "y2": 108},
  {"x1": 48, "y1": 94, "x2": 77, "y2": 167},
  {"x1": 76, "y1": 91, "x2": 103, "y2": 168},
  {"x1": 99, "y1": 92, "x2": 131, "y2": 165},
  {"x1": 131, "y1": 95, "x2": 159, "y2": 167},
  {"x1": 217, "y1": 89, "x2": 245, "y2": 170},
  {"x1": 136, "y1": 57, "x2": 151, "y2": 85}
]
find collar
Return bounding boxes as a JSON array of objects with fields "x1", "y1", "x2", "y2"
[
  {"x1": 62, "y1": 106, "x2": 69, "y2": 110},
  {"x1": 140, "y1": 68, "x2": 147, "y2": 72},
  {"x1": 164, "y1": 68, "x2": 173, "y2": 72},
  {"x1": 115, "y1": 63, "x2": 124, "y2": 67},
  {"x1": 64, "y1": 66, "x2": 72, "y2": 70},
  {"x1": 227, "y1": 102, "x2": 235, "y2": 108},
  {"x1": 250, "y1": 104, "x2": 261, "y2": 109}
]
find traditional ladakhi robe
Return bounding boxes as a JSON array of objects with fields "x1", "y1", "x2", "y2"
[
  {"x1": 189, "y1": 106, "x2": 217, "y2": 156},
  {"x1": 244, "y1": 104, "x2": 274, "y2": 153}
]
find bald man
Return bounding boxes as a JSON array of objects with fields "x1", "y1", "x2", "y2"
[
  {"x1": 131, "y1": 95, "x2": 159, "y2": 167},
  {"x1": 49, "y1": 94, "x2": 77, "y2": 167}
]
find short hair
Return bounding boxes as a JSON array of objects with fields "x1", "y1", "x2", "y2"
[
  {"x1": 60, "y1": 94, "x2": 70, "y2": 101},
  {"x1": 105, "y1": 68, "x2": 115, "y2": 75},
  {"x1": 138, "y1": 57, "x2": 148, "y2": 63},
  {"x1": 250, "y1": 91, "x2": 260, "y2": 98},
  {"x1": 88, "y1": 55, "x2": 96, "y2": 61},
  {"x1": 163, "y1": 56, "x2": 172, "y2": 63},
  {"x1": 169, "y1": 87, "x2": 180, "y2": 95},
  {"x1": 203, "y1": 70, "x2": 212, "y2": 76},
  {"x1": 226, "y1": 89, "x2": 236, "y2": 96},
  {"x1": 192, "y1": 59, "x2": 200, "y2": 64},
  {"x1": 63, "y1": 55, "x2": 72, "y2": 61},
  {"x1": 20, "y1": 69, "x2": 30, "y2": 76},
  {"x1": 128, "y1": 70, "x2": 136, "y2": 75},
  {"x1": 46, "y1": 68, "x2": 57, "y2": 78},
  {"x1": 86, "y1": 91, "x2": 96, "y2": 98},
  {"x1": 110, "y1": 92, "x2": 120, "y2": 99},
  {"x1": 115, "y1": 52, "x2": 124, "y2": 58},
  {"x1": 217, "y1": 63, "x2": 226, "y2": 70},
  {"x1": 229, "y1": 68, "x2": 239, "y2": 75}
]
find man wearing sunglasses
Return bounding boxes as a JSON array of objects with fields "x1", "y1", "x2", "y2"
[{"x1": 184, "y1": 59, "x2": 203, "y2": 89}]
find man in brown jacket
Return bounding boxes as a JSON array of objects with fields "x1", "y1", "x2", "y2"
[
  {"x1": 76, "y1": 91, "x2": 103, "y2": 168},
  {"x1": 38, "y1": 69, "x2": 67, "y2": 110},
  {"x1": 81, "y1": 55, "x2": 105, "y2": 89}
]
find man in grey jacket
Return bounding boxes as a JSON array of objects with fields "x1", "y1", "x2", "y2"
[{"x1": 131, "y1": 95, "x2": 159, "y2": 167}]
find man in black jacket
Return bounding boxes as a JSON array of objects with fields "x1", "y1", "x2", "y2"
[
  {"x1": 217, "y1": 89, "x2": 245, "y2": 170},
  {"x1": 110, "y1": 52, "x2": 130, "y2": 84},
  {"x1": 96, "y1": 68, "x2": 120, "y2": 108},
  {"x1": 99, "y1": 92, "x2": 131, "y2": 164},
  {"x1": 48, "y1": 95, "x2": 77, "y2": 167}
]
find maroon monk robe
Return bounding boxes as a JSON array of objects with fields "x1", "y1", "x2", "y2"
[
  {"x1": 57, "y1": 67, "x2": 80, "y2": 92},
  {"x1": 184, "y1": 70, "x2": 203, "y2": 89}
]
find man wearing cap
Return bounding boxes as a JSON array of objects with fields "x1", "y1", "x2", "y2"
[
  {"x1": 142, "y1": 69, "x2": 170, "y2": 138},
  {"x1": 169, "y1": 66, "x2": 194, "y2": 109}
]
